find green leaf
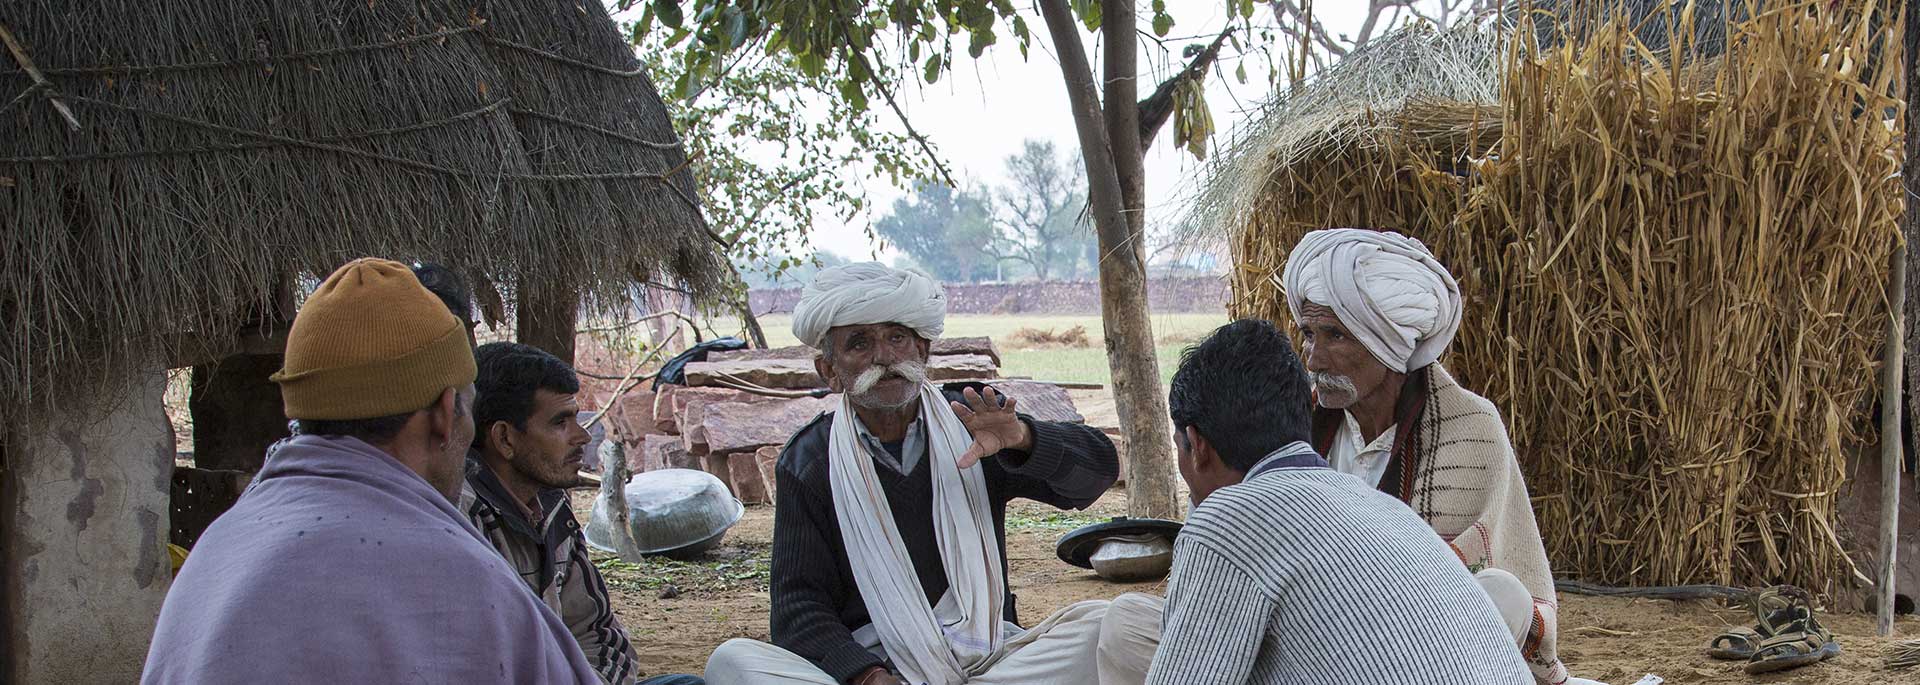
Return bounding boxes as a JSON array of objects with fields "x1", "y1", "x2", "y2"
[
  {"x1": 967, "y1": 28, "x2": 995, "y2": 58},
  {"x1": 724, "y1": 8, "x2": 748, "y2": 51},
  {"x1": 1152, "y1": 14, "x2": 1173, "y2": 37},
  {"x1": 1235, "y1": 62, "x2": 1247, "y2": 84},
  {"x1": 654, "y1": 0, "x2": 683, "y2": 29},
  {"x1": 1238, "y1": 0, "x2": 1255, "y2": 20},
  {"x1": 797, "y1": 52, "x2": 826, "y2": 77},
  {"x1": 838, "y1": 78, "x2": 868, "y2": 112},
  {"x1": 924, "y1": 53, "x2": 942, "y2": 83}
]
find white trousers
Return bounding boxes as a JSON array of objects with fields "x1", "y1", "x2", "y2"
[
  {"x1": 1092, "y1": 573, "x2": 1538, "y2": 685},
  {"x1": 705, "y1": 599, "x2": 1123, "y2": 685}
]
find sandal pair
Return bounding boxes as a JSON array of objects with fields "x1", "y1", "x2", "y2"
[{"x1": 1703, "y1": 586, "x2": 1840, "y2": 674}]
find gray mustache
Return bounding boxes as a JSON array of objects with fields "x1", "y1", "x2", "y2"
[
  {"x1": 851, "y1": 360, "x2": 928, "y2": 395},
  {"x1": 1310, "y1": 372, "x2": 1356, "y2": 396}
]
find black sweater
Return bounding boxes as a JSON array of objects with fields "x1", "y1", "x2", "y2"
[{"x1": 768, "y1": 383, "x2": 1120, "y2": 683}]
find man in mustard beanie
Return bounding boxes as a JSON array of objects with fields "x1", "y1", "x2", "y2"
[{"x1": 144, "y1": 258, "x2": 601, "y2": 684}]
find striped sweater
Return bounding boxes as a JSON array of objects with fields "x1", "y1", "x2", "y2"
[{"x1": 1145, "y1": 466, "x2": 1532, "y2": 685}]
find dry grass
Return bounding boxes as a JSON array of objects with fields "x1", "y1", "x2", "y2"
[
  {"x1": 1004, "y1": 325, "x2": 1094, "y2": 349},
  {"x1": 1228, "y1": 0, "x2": 1905, "y2": 600},
  {"x1": 1891, "y1": 638, "x2": 1920, "y2": 669}
]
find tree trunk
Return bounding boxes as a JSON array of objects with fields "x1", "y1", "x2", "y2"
[
  {"x1": 1039, "y1": 0, "x2": 1179, "y2": 519},
  {"x1": 518, "y1": 277, "x2": 579, "y2": 366}
]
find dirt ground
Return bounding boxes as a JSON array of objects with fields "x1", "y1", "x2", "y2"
[
  {"x1": 577, "y1": 487, "x2": 1919, "y2": 684},
  {"x1": 581, "y1": 384, "x2": 1918, "y2": 683}
]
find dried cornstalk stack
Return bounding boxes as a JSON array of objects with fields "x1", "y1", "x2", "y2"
[
  {"x1": 1230, "y1": 106, "x2": 1499, "y2": 318},
  {"x1": 1223, "y1": 0, "x2": 1904, "y2": 598}
]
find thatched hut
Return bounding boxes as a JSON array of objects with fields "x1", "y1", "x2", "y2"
[
  {"x1": 0, "y1": 0, "x2": 723, "y2": 679},
  {"x1": 1200, "y1": 0, "x2": 1912, "y2": 608}
]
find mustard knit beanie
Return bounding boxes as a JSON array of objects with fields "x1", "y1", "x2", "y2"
[{"x1": 272, "y1": 258, "x2": 478, "y2": 420}]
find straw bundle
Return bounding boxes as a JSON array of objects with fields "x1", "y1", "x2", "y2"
[
  {"x1": 0, "y1": 1, "x2": 725, "y2": 431},
  {"x1": 1221, "y1": 0, "x2": 1904, "y2": 596}
]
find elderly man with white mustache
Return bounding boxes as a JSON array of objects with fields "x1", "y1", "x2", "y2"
[
  {"x1": 1283, "y1": 228, "x2": 1600, "y2": 685},
  {"x1": 704, "y1": 263, "x2": 1121, "y2": 685}
]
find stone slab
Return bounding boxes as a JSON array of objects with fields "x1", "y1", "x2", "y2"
[
  {"x1": 727, "y1": 453, "x2": 771, "y2": 505},
  {"x1": 932, "y1": 337, "x2": 1001, "y2": 365},
  {"x1": 928, "y1": 354, "x2": 998, "y2": 381},
  {"x1": 979, "y1": 380, "x2": 1083, "y2": 424},
  {"x1": 684, "y1": 359, "x2": 824, "y2": 390},
  {"x1": 605, "y1": 389, "x2": 658, "y2": 444},
  {"x1": 679, "y1": 399, "x2": 712, "y2": 456},
  {"x1": 656, "y1": 385, "x2": 775, "y2": 434},
  {"x1": 701, "y1": 452, "x2": 732, "y2": 489},
  {"x1": 707, "y1": 337, "x2": 1002, "y2": 366},
  {"x1": 636, "y1": 434, "x2": 684, "y2": 472},
  {"x1": 707, "y1": 345, "x2": 813, "y2": 362},
  {"x1": 755, "y1": 446, "x2": 782, "y2": 503},
  {"x1": 702, "y1": 396, "x2": 832, "y2": 456}
]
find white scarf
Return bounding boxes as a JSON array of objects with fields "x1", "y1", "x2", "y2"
[{"x1": 829, "y1": 382, "x2": 1006, "y2": 684}]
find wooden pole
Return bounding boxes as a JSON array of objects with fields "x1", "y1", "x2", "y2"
[
  {"x1": 1887, "y1": 0, "x2": 1918, "y2": 638},
  {"x1": 1882, "y1": 240, "x2": 1906, "y2": 638}
]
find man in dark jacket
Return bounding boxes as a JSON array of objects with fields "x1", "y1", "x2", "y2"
[
  {"x1": 703, "y1": 263, "x2": 1119, "y2": 685},
  {"x1": 462, "y1": 341, "x2": 702, "y2": 685}
]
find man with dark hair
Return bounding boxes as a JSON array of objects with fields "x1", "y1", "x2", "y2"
[
  {"x1": 1094, "y1": 319, "x2": 1530, "y2": 685},
  {"x1": 461, "y1": 342, "x2": 701, "y2": 685},
  {"x1": 145, "y1": 259, "x2": 599, "y2": 684}
]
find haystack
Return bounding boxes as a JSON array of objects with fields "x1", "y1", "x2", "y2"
[
  {"x1": 0, "y1": 1, "x2": 723, "y2": 679},
  {"x1": 1204, "y1": 0, "x2": 1906, "y2": 601}
]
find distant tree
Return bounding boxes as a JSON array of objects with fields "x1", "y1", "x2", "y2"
[
  {"x1": 875, "y1": 182, "x2": 996, "y2": 282},
  {"x1": 626, "y1": 16, "x2": 933, "y2": 290},
  {"x1": 988, "y1": 140, "x2": 1087, "y2": 281}
]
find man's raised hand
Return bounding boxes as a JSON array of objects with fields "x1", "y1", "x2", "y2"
[{"x1": 950, "y1": 386, "x2": 1032, "y2": 468}]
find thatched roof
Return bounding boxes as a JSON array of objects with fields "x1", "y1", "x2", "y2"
[
  {"x1": 0, "y1": 1, "x2": 726, "y2": 427},
  {"x1": 1183, "y1": 22, "x2": 1502, "y2": 241}
]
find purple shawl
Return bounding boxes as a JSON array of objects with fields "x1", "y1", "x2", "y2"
[{"x1": 142, "y1": 435, "x2": 599, "y2": 684}]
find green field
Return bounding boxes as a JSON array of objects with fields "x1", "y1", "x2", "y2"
[{"x1": 733, "y1": 312, "x2": 1230, "y2": 387}]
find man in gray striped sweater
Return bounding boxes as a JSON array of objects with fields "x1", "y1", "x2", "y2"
[{"x1": 1097, "y1": 320, "x2": 1531, "y2": 685}]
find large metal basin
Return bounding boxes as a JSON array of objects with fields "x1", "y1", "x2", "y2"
[{"x1": 585, "y1": 468, "x2": 743, "y2": 560}]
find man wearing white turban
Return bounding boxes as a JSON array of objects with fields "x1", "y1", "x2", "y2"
[
  {"x1": 704, "y1": 263, "x2": 1122, "y2": 685},
  {"x1": 1281, "y1": 228, "x2": 1594, "y2": 685}
]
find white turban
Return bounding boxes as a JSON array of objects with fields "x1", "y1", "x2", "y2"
[
  {"x1": 1281, "y1": 228, "x2": 1462, "y2": 373},
  {"x1": 791, "y1": 262, "x2": 947, "y2": 349}
]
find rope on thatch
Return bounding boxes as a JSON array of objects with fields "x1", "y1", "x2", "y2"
[
  {"x1": 480, "y1": 34, "x2": 648, "y2": 78},
  {"x1": 9, "y1": 94, "x2": 692, "y2": 192},
  {"x1": 0, "y1": 97, "x2": 514, "y2": 163},
  {"x1": 512, "y1": 108, "x2": 683, "y2": 150}
]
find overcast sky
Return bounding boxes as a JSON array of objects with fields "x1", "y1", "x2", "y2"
[{"x1": 621, "y1": 2, "x2": 1390, "y2": 264}]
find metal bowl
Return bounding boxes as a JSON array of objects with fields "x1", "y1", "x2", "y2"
[
  {"x1": 1056, "y1": 517, "x2": 1182, "y2": 583},
  {"x1": 584, "y1": 468, "x2": 743, "y2": 560},
  {"x1": 1088, "y1": 535, "x2": 1174, "y2": 582}
]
